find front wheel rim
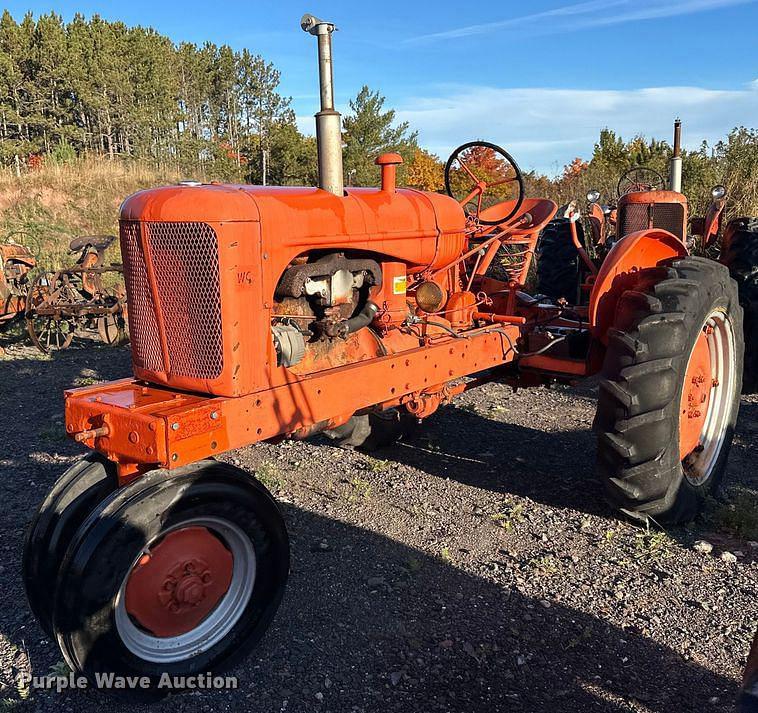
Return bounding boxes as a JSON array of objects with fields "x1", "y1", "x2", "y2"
[
  {"x1": 679, "y1": 308, "x2": 736, "y2": 486},
  {"x1": 114, "y1": 516, "x2": 256, "y2": 663}
]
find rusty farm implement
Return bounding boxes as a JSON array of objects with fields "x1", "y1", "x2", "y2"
[
  {"x1": 0, "y1": 240, "x2": 36, "y2": 330},
  {"x1": 22, "y1": 15, "x2": 746, "y2": 690},
  {"x1": 1, "y1": 233, "x2": 128, "y2": 353}
]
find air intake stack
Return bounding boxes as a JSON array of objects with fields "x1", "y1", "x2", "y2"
[
  {"x1": 301, "y1": 14, "x2": 344, "y2": 197},
  {"x1": 670, "y1": 118, "x2": 683, "y2": 193}
]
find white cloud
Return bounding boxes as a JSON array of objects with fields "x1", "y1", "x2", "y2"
[
  {"x1": 393, "y1": 83, "x2": 758, "y2": 175},
  {"x1": 408, "y1": 0, "x2": 756, "y2": 43}
]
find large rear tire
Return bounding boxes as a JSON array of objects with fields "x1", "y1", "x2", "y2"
[
  {"x1": 52, "y1": 461, "x2": 289, "y2": 690},
  {"x1": 536, "y1": 218, "x2": 585, "y2": 302},
  {"x1": 721, "y1": 217, "x2": 758, "y2": 393},
  {"x1": 324, "y1": 408, "x2": 417, "y2": 450},
  {"x1": 594, "y1": 257, "x2": 743, "y2": 524}
]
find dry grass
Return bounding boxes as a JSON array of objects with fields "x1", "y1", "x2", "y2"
[{"x1": 0, "y1": 159, "x2": 179, "y2": 268}]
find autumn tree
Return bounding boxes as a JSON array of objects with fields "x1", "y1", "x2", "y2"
[
  {"x1": 405, "y1": 149, "x2": 444, "y2": 191},
  {"x1": 562, "y1": 157, "x2": 589, "y2": 181}
]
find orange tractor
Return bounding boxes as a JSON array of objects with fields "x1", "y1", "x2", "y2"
[
  {"x1": 537, "y1": 120, "x2": 757, "y2": 390},
  {"x1": 23, "y1": 15, "x2": 745, "y2": 687}
]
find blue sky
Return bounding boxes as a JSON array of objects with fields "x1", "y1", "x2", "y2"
[{"x1": 6, "y1": 0, "x2": 758, "y2": 174}]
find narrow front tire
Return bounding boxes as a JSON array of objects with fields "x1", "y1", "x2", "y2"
[{"x1": 52, "y1": 461, "x2": 289, "y2": 689}]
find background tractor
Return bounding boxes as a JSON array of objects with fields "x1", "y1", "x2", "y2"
[
  {"x1": 537, "y1": 119, "x2": 758, "y2": 391},
  {"x1": 22, "y1": 14, "x2": 746, "y2": 690},
  {"x1": 0, "y1": 234, "x2": 129, "y2": 352}
]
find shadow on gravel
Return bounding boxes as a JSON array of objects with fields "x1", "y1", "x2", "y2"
[
  {"x1": 362, "y1": 402, "x2": 608, "y2": 516},
  {"x1": 13, "y1": 504, "x2": 740, "y2": 713},
  {"x1": 0, "y1": 350, "x2": 751, "y2": 712},
  {"x1": 342, "y1": 394, "x2": 758, "y2": 525}
]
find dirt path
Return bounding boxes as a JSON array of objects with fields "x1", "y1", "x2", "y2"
[{"x1": 0, "y1": 342, "x2": 755, "y2": 712}]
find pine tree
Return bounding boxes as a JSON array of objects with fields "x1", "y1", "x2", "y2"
[{"x1": 342, "y1": 86, "x2": 417, "y2": 187}]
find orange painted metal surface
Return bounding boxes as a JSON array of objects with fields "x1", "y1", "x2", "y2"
[
  {"x1": 472, "y1": 198, "x2": 557, "y2": 285},
  {"x1": 700, "y1": 196, "x2": 726, "y2": 249},
  {"x1": 124, "y1": 526, "x2": 233, "y2": 637},
  {"x1": 65, "y1": 324, "x2": 519, "y2": 479},
  {"x1": 587, "y1": 202, "x2": 606, "y2": 246},
  {"x1": 616, "y1": 190, "x2": 688, "y2": 242},
  {"x1": 679, "y1": 329, "x2": 713, "y2": 460},
  {"x1": 67, "y1": 170, "x2": 701, "y2": 484},
  {"x1": 119, "y1": 184, "x2": 466, "y2": 398},
  {"x1": 617, "y1": 190, "x2": 688, "y2": 212},
  {"x1": 589, "y1": 229, "x2": 688, "y2": 344},
  {"x1": 518, "y1": 354, "x2": 587, "y2": 376},
  {"x1": 569, "y1": 216, "x2": 598, "y2": 276},
  {"x1": 375, "y1": 152, "x2": 403, "y2": 193}
]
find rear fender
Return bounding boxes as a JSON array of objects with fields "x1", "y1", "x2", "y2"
[{"x1": 589, "y1": 229, "x2": 688, "y2": 345}]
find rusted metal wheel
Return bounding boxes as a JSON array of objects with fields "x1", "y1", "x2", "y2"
[
  {"x1": 51, "y1": 461, "x2": 289, "y2": 688},
  {"x1": 97, "y1": 312, "x2": 127, "y2": 346},
  {"x1": 25, "y1": 271, "x2": 79, "y2": 353},
  {"x1": 27, "y1": 314, "x2": 76, "y2": 352},
  {"x1": 594, "y1": 257, "x2": 743, "y2": 524}
]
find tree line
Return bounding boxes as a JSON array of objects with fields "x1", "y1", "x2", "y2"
[
  {"x1": 0, "y1": 11, "x2": 417, "y2": 185},
  {"x1": 1, "y1": 12, "x2": 755, "y2": 216}
]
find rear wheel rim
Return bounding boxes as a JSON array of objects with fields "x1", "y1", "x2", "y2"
[
  {"x1": 679, "y1": 308, "x2": 736, "y2": 486},
  {"x1": 114, "y1": 516, "x2": 256, "y2": 663}
]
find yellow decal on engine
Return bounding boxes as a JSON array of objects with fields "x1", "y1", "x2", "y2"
[{"x1": 392, "y1": 275, "x2": 407, "y2": 295}]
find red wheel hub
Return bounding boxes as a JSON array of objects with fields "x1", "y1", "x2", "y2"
[
  {"x1": 679, "y1": 328, "x2": 714, "y2": 461},
  {"x1": 124, "y1": 526, "x2": 233, "y2": 637}
]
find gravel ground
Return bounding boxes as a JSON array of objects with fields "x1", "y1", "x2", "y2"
[{"x1": 0, "y1": 339, "x2": 755, "y2": 712}]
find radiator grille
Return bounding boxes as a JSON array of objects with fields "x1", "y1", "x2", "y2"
[
  {"x1": 119, "y1": 221, "x2": 223, "y2": 381},
  {"x1": 618, "y1": 202, "x2": 685, "y2": 241},
  {"x1": 652, "y1": 203, "x2": 685, "y2": 240},
  {"x1": 618, "y1": 204, "x2": 649, "y2": 237},
  {"x1": 120, "y1": 222, "x2": 164, "y2": 373}
]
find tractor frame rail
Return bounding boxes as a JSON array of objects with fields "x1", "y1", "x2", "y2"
[{"x1": 65, "y1": 324, "x2": 520, "y2": 483}]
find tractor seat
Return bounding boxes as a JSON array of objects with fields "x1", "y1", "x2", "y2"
[
  {"x1": 69, "y1": 235, "x2": 116, "y2": 252},
  {"x1": 478, "y1": 198, "x2": 559, "y2": 237}
]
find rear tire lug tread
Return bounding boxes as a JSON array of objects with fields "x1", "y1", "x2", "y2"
[{"x1": 595, "y1": 257, "x2": 743, "y2": 523}]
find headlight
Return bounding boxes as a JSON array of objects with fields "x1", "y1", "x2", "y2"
[
  {"x1": 587, "y1": 189, "x2": 601, "y2": 203},
  {"x1": 415, "y1": 280, "x2": 447, "y2": 313},
  {"x1": 711, "y1": 184, "x2": 726, "y2": 200}
]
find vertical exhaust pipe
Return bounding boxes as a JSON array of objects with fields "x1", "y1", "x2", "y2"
[
  {"x1": 670, "y1": 118, "x2": 683, "y2": 193},
  {"x1": 301, "y1": 14, "x2": 344, "y2": 196}
]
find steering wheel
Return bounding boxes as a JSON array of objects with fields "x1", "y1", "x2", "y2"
[
  {"x1": 444, "y1": 141, "x2": 525, "y2": 225},
  {"x1": 617, "y1": 166, "x2": 665, "y2": 196}
]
